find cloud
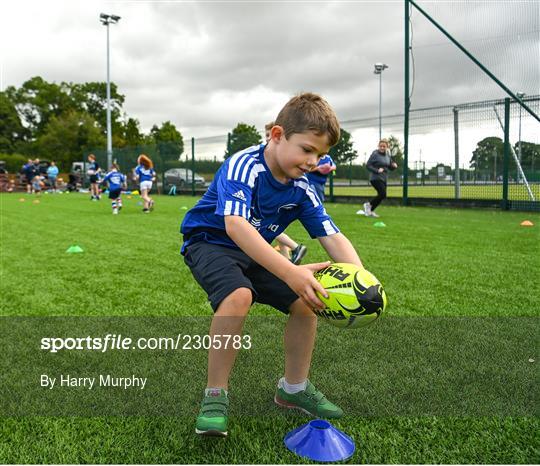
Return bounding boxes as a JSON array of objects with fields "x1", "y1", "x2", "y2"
[{"x1": 1, "y1": 0, "x2": 538, "y2": 165}]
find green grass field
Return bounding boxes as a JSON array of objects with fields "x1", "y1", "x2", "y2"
[
  {"x1": 1, "y1": 193, "x2": 539, "y2": 463},
  {"x1": 329, "y1": 181, "x2": 540, "y2": 200}
]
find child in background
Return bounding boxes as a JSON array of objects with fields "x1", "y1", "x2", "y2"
[
  {"x1": 32, "y1": 175, "x2": 43, "y2": 195},
  {"x1": 87, "y1": 154, "x2": 101, "y2": 201},
  {"x1": 102, "y1": 164, "x2": 127, "y2": 215},
  {"x1": 134, "y1": 154, "x2": 156, "y2": 213},
  {"x1": 306, "y1": 154, "x2": 336, "y2": 202},
  {"x1": 265, "y1": 121, "x2": 307, "y2": 265}
]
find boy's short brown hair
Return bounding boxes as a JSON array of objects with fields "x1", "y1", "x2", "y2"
[{"x1": 275, "y1": 92, "x2": 340, "y2": 147}]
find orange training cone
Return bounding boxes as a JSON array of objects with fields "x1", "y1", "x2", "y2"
[{"x1": 520, "y1": 220, "x2": 534, "y2": 227}]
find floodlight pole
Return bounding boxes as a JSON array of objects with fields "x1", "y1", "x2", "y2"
[
  {"x1": 374, "y1": 63, "x2": 389, "y2": 140},
  {"x1": 100, "y1": 13, "x2": 121, "y2": 170}
]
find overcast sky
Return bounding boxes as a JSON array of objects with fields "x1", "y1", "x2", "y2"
[{"x1": 1, "y1": 0, "x2": 538, "y2": 165}]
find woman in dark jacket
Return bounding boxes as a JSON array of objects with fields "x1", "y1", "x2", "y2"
[{"x1": 363, "y1": 139, "x2": 397, "y2": 217}]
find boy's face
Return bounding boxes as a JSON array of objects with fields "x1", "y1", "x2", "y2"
[{"x1": 270, "y1": 127, "x2": 330, "y2": 180}]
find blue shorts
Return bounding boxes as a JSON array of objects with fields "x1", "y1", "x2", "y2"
[
  {"x1": 108, "y1": 188, "x2": 122, "y2": 199},
  {"x1": 183, "y1": 241, "x2": 299, "y2": 313}
]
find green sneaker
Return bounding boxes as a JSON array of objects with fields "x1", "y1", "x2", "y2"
[
  {"x1": 195, "y1": 389, "x2": 229, "y2": 437},
  {"x1": 274, "y1": 380, "x2": 343, "y2": 419}
]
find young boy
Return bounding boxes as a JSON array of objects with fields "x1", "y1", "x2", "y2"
[
  {"x1": 102, "y1": 164, "x2": 126, "y2": 214},
  {"x1": 181, "y1": 93, "x2": 363, "y2": 437}
]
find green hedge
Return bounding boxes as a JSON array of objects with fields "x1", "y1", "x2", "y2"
[{"x1": 0, "y1": 153, "x2": 29, "y2": 173}]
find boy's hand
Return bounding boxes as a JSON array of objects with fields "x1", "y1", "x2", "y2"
[
  {"x1": 378, "y1": 167, "x2": 384, "y2": 173},
  {"x1": 287, "y1": 261, "x2": 331, "y2": 309}
]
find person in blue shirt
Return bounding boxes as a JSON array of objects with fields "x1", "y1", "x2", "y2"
[
  {"x1": 265, "y1": 121, "x2": 307, "y2": 265},
  {"x1": 306, "y1": 154, "x2": 336, "y2": 202},
  {"x1": 134, "y1": 154, "x2": 156, "y2": 213},
  {"x1": 87, "y1": 154, "x2": 101, "y2": 201},
  {"x1": 181, "y1": 92, "x2": 365, "y2": 437},
  {"x1": 102, "y1": 164, "x2": 127, "y2": 214},
  {"x1": 22, "y1": 159, "x2": 37, "y2": 194},
  {"x1": 47, "y1": 161, "x2": 59, "y2": 193}
]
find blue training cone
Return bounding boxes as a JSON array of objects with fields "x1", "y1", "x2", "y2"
[{"x1": 284, "y1": 419, "x2": 355, "y2": 462}]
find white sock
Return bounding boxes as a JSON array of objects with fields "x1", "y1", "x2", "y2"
[
  {"x1": 205, "y1": 387, "x2": 227, "y2": 396},
  {"x1": 278, "y1": 377, "x2": 307, "y2": 394}
]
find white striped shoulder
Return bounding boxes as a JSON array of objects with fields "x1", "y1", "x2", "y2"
[
  {"x1": 223, "y1": 200, "x2": 249, "y2": 219},
  {"x1": 294, "y1": 178, "x2": 320, "y2": 208},
  {"x1": 226, "y1": 144, "x2": 266, "y2": 187}
]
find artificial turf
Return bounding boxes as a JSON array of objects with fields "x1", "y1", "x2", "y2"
[{"x1": 0, "y1": 192, "x2": 538, "y2": 463}]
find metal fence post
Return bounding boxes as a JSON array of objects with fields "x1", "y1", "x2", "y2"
[
  {"x1": 502, "y1": 98, "x2": 510, "y2": 210},
  {"x1": 329, "y1": 170, "x2": 334, "y2": 202},
  {"x1": 453, "y1": 107, "x2": 460, "y2": 199},
  {"x1": 403, "y1": 0, "x2": 410, "y2": 205},
  {"x1": 191, "y1": 137, "x2": 195, "y2": 196}
]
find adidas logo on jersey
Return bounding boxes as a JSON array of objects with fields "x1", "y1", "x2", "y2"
[{"x1": 232, "y1": 190, "x2": 246, "y2": 201}]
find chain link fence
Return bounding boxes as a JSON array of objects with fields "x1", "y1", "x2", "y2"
[{"x1": 83, "y1": 96, "x2": 539, "y2": 212}]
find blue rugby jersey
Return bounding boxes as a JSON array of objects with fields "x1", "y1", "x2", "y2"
[
  {"x1": 306, "y1": 154, "x2": 335, "y2": 185},
  {"x1": 135, "y1": 165, "x2": 155, "y2": 182},
  {"x1": 103, "y1": 170, "x2": 126, "y2": 191},
  {"x1": 180, "y1": 144, "x2": 339, "y2": 254}
]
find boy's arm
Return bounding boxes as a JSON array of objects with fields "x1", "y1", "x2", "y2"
[
  {"x1": 318, "y1": 233, "x2": 363, "y2": 267},
  {"x1": 225, "y1": 215, "x2": 329, "y2": 308}
]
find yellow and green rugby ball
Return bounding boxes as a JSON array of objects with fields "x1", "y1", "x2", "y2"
[{"x1": 313, "y1": 263, "x2": 387, "y2": 329}]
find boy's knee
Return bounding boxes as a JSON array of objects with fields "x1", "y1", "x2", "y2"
[
  {"x1": 216, "y1": 287, "x2": 253, "y2": 316},
  {"x1": 289, "y1": 298, "x2": 317, "y2": 318}
]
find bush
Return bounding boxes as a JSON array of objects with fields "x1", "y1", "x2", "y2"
[{"x1": 0, "y1": 153, "x2": 29, "y2": 173}]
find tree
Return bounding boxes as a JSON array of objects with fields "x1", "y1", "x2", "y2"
[
  {"x1": 386, "y1": 135, "x2": 404, "y2": 166},
  {"x1": 470, "y1": 137, "x2": 504, "y2": 179},
  {"x1": 70, "y1": 82, "x2": 125, "y2": 137},
  {"x1": 224, "y1": 123, "x2": 262, "y2": 158},
  {"x1": 514, "y1": 141, "x2": 540, "y2": 173},
  {"x1": 5, "y1": 76, "x2": 76, "y2": 137},
  {"x1": 149, "y1": 121, "x2": 184, "y2": 163},
  {"x1": 328, "y1": 128, "x2": 357, "y2": 164},
  {"x1": 122, "y1": 118, "x2": 144, "y2": 147},
  {"x1": 35, "y1": 110, "x2": 105, "y2": 170},
  {"x1": 0, "y1": 92, "x2": 27, "y2": 152}
]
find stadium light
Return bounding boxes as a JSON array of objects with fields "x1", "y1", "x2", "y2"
[
  {"x1": 517, "y1": 92, "x2": 525, "y2": 183},
  {"x1": 99, "y1": 13, "x2": 121, "y2": 170},
  {"x1": 373, "y1": 63, "x2": 389, "y2": 140}
]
